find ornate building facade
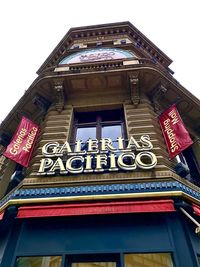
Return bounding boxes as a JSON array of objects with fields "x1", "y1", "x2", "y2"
[{"x1": 0, "y1": 22, "x2": 200, "y2": 267}]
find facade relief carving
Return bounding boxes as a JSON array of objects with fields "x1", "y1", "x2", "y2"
[
  {"x1": 53, "y1": 79, "x2": 65, "y2": 113},
  {"x1": 129, "y1": 73, "x2": 140, "y2": 107}
]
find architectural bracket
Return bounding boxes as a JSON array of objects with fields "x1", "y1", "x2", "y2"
[
  {"x1": 54, "y1": 79, "x2": 65, "y2": 113},
  {"x1": 129, "y1": 73, "x2": 140, "y2": 107}
]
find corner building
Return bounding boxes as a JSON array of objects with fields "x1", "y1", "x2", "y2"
[{"x1": 0, "y1": 22, "x2": 200, "y2": 267}]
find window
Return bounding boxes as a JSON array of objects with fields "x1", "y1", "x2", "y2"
[
  {"x1": 73, "y1": 109, "x2": 125, "y2": 149},
  {"x1": 124, "y1": 253, "x2": 174, "y2": 267},
  {"x1": 15, "y1": 256, "x2": 62, "y2": 267},
  {"x1": 15, "y1": 253, "x2": 176, "y2": 267}
]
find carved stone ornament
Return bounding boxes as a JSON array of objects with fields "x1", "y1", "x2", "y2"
[
  {"x1": 129, "y1": 73, "x2": 140, "y2": 107},
  {"x1": 54, "y1": 79, "x2": 65, "y2": 112}
]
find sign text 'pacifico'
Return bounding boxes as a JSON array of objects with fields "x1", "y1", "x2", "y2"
[{"x1": 38, "y1": 135, "x2": 157, "y2": 175}]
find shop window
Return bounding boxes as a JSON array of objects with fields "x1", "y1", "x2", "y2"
[
  {"x1": 124, "y1": 253, "x2": 174, "y2": 267},
  {"x1": 15, "y1": 256, "x2": 62, "y2": 267},
  {"x1": 73, "y1": 109, "x2": 125, "y2": 149}
]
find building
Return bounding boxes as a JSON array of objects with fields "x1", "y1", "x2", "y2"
[{"x1": 0, "y1": 21, "x2": 200, "y2": 267}]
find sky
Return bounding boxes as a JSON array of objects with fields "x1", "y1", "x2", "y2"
[{"x1": 0, "y1": 0, "x2": 200, "y2": 123}]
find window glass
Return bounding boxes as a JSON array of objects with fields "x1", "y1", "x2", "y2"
[
  {"x1": 16, "y1": 256, "x2": 62, "y2": 267},
  {"x1": 124, "y1": 253, "x2": 174, "y2": 267},
  {"x1": 100, "y1": 109, "x2": 123, "y2": 122},
  {"x1": 74, "y1": 109, "x2": 124, "y2": 144},
  {"x1": 76, "y1": 112, "x2": 97, "y2": 124},
  {"x1": 102, "y1": 125, "x2": 122, "y2": 149},
  {"x1": 76, "y1": 127, "x2": 96, "y2": 142}
]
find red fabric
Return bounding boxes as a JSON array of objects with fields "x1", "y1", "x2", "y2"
[
  {"x1": 0, "y1": 211, "x2": 4, "y2": 220},
  {"x1": 3, "y1": 117, "x2": 39, "y2": 167},
  {"x1": 159, "y1": 104, "x2": 193, "y2": 159},
  {"x1": 192, "y1": 204, "x2": 200, "y2": 216},
  {"x1": 17, "y1": 199, "x2": 175, "y2": 218}
]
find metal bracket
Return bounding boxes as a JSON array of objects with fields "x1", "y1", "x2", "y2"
[{"x1": 180, "y1": 207, "x2": 200, "y2": 235}]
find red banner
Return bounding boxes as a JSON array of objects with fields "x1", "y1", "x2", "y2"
[
  {"x1": 4, "y1": 117, "x2": 39, "y2": 167},
  {"x1": 159, "y1": 104, "x2": 193, "y2": 159},
  {"x1": 193, "y1": 204, "x2": 200, "y2": 217}
]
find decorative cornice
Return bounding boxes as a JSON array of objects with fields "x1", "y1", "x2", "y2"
[
  {"x1": 37, "y1": 22, "x2": 172, "y2": 75},
  {"x1": 1, "y1": 181, "x2": 200, "y2": 212}
]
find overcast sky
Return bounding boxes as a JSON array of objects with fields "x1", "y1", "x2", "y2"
[{"x1": 0, "y1": 0, "x2": 200, "y2": 123}]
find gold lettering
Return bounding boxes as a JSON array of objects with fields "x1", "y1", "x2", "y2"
[
  {"x1": 126, "y1": 136, "x2": 141, "y2": 151},
  {"x1": 100, "y1": 138, "x2": 116, "y2": 153},
  {"x1": 37, "y1": 135, "x2": 158, "y2": 175},
  {"x1": 117, "y1": 152, "x2": 136, "y2": 170},
  {"x1": 57, "y1": 141, "x2": 72, "y2": 156},
  {"x1": 49, "y1": 157, "x2": 66, "y2": 174},
  {"x1": 135, "y1": 151, "x2": 157, "y2": 169},
  {"x1": 66, "y1": 156, "x2": 84, "y2": 173},
  {"x1": 74, "y1": 140, "x2": 86, "y2": 155},
  {"x1": 87, "y1": 139, "x2": 99, "y2": 154},
  {"x1": 95, "y1": 154, "x2": 107, "y2": 172},
  {"x1": 38, "y1": 158, "x2": 54, "y2": 174},
  {"x1": 140, "y1": 135, "x2": 153, "y2": 150},
  {"x1": 117, "y1": 137, "x2": 125, "y2": 150},
  {"x1": 108, "y1": 153, "x2": 118, "y2": 171},
  {"x1": 42, "y1": 142, "x2": 59, "y2": 157},
  {"x1": 84, "y1": 155, "x2": 93, "y2": 173}
]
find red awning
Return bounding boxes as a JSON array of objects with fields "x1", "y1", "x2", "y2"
[
  {"x1": 17, "y1": 199, "x2": 175, "y2": 219},
  {"x1": 192, "y1": 204, "x2": 200, "y2": 216}
]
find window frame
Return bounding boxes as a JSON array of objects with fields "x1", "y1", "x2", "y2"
[{"x1": 72, "y1": 109, "x2": 126, "y2": 145}]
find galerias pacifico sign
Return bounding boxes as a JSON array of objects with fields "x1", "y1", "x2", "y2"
[
  {"x1": 4, "y1": 117, "x2": 39, "y2": 167},
  {"x1": 38, "y1": 135, "x2": 157, "y2": 175}
]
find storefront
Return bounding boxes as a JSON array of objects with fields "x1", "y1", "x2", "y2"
[{"x1": 0, "y1": 22, "x2": 200, "y2": 267}]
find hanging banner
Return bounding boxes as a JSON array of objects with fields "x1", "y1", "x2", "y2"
[
  {"x1": 159, "y1": 104, "x2": 193, "y2": 159},
  {"x1": 4, "y1": 117, "x2": 39, "y2": 167},
  {"x1": 192, "y1": 204, "x2": 200, "y2": 217}
]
